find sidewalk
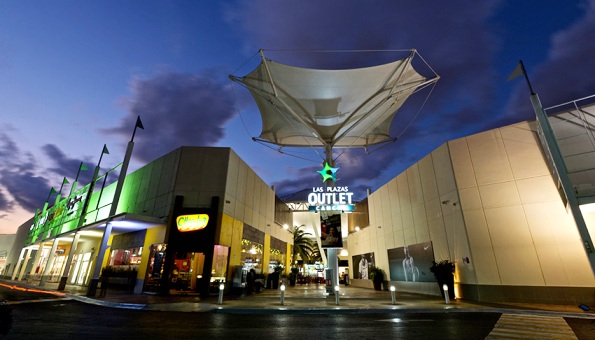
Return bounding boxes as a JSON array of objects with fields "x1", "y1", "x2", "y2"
[{"x1": 4, "y1": 279, "x2": 595, "y2": 318}]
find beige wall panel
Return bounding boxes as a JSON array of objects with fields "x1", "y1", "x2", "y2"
[
  {"x1": 397, "y1": 174, "x2": 412, "y2": 212},
  {"x1": 236, "y1": 160, "x2": 248, "y2": 203},
  {"x1": 419, "y1": 154, "x2": 439, "y2": 201},
  {"x1": 412, "y1": 203, "x2": 429, "y2": 243},
  {"x1": 504, "y1": 137, "x2": 550, "y2": 180},
  {"x1": 245, "y1": 171, "x2": 256, "y2": 212},
  {"x1": 244, "y1": 206, "x2": 254, "y2": 227},
  {"x1": 463, "y1": 210, "x2": 501, "y2": 284},
  {"x1": 432, "y1": 144, "x2": 457, "y2": 195},
  {"x1": 403, "y1": 226, "x2": 418, "y2": 248},
  {"x1": 450, "y1": 211, "x2": 476, "y2": 284},
  {"x1": 393, "y1": 229, "x2": 405, "y2": 248},
  {"x1": 485, "y1": 206, "x2": 545, "y2": 285},
  {"x1": 426, "y1": 197, "x2": 442, "y2": 222},
  {"x1": 516, "y1": 176, "x2": 559, "y2": 204},
  {"x1": 387, "y1": 178, "x2": 400, "y2": 209},
  {"x1": 226, "y1": 151, "x2": 239, "y2": 191},
  {"x1": 499, "y1": 122, "x2": 536, "y2": 143},
  {"x1": 367, "y1": 193, "x2": 379, "y2": 228},
  {"x1": 385, "y1": 231, "x2": 395, "y2": 250},
  {"x1": 223, "y1": 193, "x2": 235, "y2": 217},
  {"x1": 234, "y1": 201, "x2": 245, "y2": 222},
  {"x1": 478, "y1": 181, "x2": 521, "y2": 208},
  {"x1": 252, "y1": 181, "x2": 261, "y2": 217},
  {"x1": 527, "y1": 202, "x2": 595, "y2": 286},
  {"x1": 376, "y1": 235, "x2": 388, "y2": 270},
  {"x1": 458, "y1": 187, "x2": 482, "y2": 211},
  {"x1": 448, "y1": 139, "x2": 477, "y2": 189},
  {"x1": 427, "y1": 218, "x2": 448, "y2": 260},
  {"x1": 406, "y1": 164, "x2": 424, "y2": 206},
  {"x1": 380, "y1": 186, "x2": 393, "y2": 230},
  {"x1": 467, "y1": 130, "x2": 514, "y2": 185}
]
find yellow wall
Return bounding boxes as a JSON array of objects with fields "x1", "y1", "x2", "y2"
[
  {"x1": 138, "y1": 225, "x2": 167, "y2": 279},
  {"x1": 263, "y1": 235, "x2": 270, "y2": 273},
  {"x1": 219, "y1": 214, "x2": 244, "y2": 280},
  {"x1": 286, "y1": 243, "x2": 292, "y2": 269}
]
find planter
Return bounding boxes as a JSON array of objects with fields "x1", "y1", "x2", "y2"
[
  {"x1": 373, "y1": 279, "x2": 382, "y2": 291},
  {"x1": 430, "y1": 260, "x2": 455, "y2": 300}
]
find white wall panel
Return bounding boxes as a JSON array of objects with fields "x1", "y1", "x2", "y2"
[
  {"x1": 467, "y1": 130, "x2": 514, "y2": 185},
  {"x1": 485, "y1": 205, "x2": 545, "y2": 286}
]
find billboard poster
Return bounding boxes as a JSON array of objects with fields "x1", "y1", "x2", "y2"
[
  {"x1": 320, "y1": 211, "x2": 342, "y2": 248},
  {"x1": 352, "y1": 252, "x2": 375, "y2": 279},
  {"x1": 387, "y1": 242, "x2": 435, "y2": 282}
]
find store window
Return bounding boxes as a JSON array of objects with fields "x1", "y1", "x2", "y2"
[
  {"x1": 241, "y1": 239, "x2": 263, "y2": 273},
  {"x1": 268, "y1": 248, "x2": 286, "y2": 273},
  {"x1": 109, "y1": 247, "x2": 143, "y2": 266}
]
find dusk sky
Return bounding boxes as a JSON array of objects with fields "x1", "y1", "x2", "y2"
[{"x1": 1, "y1": 1, "x2": 595, "y2": 234}]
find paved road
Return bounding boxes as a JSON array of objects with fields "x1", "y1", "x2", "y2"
[{"x1": 2, "y1": 285, "x2": 594, "y2": 339}]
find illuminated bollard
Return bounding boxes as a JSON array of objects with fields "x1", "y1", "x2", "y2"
[
  {"x1": 280, "y1": 283, "x2": 286, "y2": 305},
  {"x1": 390, "y1": 285, "x2": 396, "y2": 305},
  {"x1": 334, "y1": 285, "x2": 340, "y2": 305},
  {"x1": 442, "y1": 284, "x2": 450, "y2": 304},
  {"x1": 218, "y1": 283, "x2": 225, "y2": 305}
]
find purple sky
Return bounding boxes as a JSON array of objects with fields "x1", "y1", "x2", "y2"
[{"x1": 1, "y1": 1, "x2": 595, "y2": 233}]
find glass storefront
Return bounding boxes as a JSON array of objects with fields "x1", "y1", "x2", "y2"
[
  {"x1": 241, "y1": 239, "x2": 263, "y2": 273},
  {"x1": 166, "y1": 245, "x2": 229, "y2": 295},
  {"x1": 144, "y1": 243, "x2": 166, "y2": 293},
  {"x1": 268, "y1": 247, "x2": 286, "y2": 273}
]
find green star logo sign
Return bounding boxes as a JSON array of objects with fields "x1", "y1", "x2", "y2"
[{"x1": 317, "y1": 162, "x2": 340, "y2": 182}]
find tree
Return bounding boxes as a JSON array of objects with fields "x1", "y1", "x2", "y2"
[{"x1": 292, "y1": 225, "x2": 315, "y2": 265}]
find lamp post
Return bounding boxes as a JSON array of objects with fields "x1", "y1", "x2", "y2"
[
  {"x1": 442, "y1": 284, "x2": 450, "y2": 304},
  {"x1": 218, "y1": 283, "x2": 225, "y2": 305},
  {"x1": 334, "y1": 285, "x2": 340, "y2": 305},
  {"x1": 390, "y1": 285, "x2": 396, "y2": 305},
  {"x1": 280, "y1": 283, "x2": 286, "y2": 305}
]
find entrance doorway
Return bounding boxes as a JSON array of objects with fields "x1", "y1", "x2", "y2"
[{"x1": 170, "y1": 252, "x2": 205, "y2": 294}]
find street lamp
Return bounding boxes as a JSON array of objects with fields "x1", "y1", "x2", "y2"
[
  {"x1": 280, "y1": 283, "x2": 286, "y2": 305},
  {"x1": 218, "y1": 283, "x2": 225, "y2": 305},
  {"x1": 442, "y1": 284, "x2": 450, "y2": 304},
  {"x1": 334, "y1": 285, "x2": 340, "y2": 305},
  {"x1": 390, "y1": 285, "x2": 396, "y2": 305}
]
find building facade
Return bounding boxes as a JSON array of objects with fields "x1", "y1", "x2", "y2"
[
  {"x1": 5, "y1": 147, "x2": 292, "y2": 296},
  {"x1": 349, "y1": 117, "x2": 595, "y2": 305},
  {"x1": 4, "y1": 101, "x2": 595, "y2": 305}
]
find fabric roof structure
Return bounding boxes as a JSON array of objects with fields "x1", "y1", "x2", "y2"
[{"x1": 230, "y1": 50, "x2": 439, "y2": 150}]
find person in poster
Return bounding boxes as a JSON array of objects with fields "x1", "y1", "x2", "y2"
[
  {"x1": 402, "y1": 246, "x2": 420, "y2": 281},
  {"x1": 358, "y1": 254, "x2": 369, "y2": 279},
  {"x1": 320, "y1": 211, "x2": 342, "y2": 248}
]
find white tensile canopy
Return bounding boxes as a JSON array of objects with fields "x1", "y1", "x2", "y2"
[{"x1": 230, "y1": 50, "x2": 439, "y2": 150}]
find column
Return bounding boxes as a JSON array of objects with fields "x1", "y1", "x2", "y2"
[
  {"x1": 17, "y1": 248, "x2": 33, "y2": 281},
  {"x1": 58, "y1": 232, "x2": 80, "y2": 290},
  {"x1": 40, "y1": 238, "x2": 59, "y2": 286},
  {"x1": 11, "y1": 248, "x2": 26, "y2": 281}
]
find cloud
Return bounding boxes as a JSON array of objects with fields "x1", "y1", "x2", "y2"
[
  {"x1": 503, "y1": 0, "x2": 595, "y2": 121},
  {"x1": 42, "y1": 144, "x2": 95, "y2": 186},
  {"x1": 0, "y1": 132, "x2": 50, "y2": 213},
  {"x1": 107, "y1": 70, "x2": 237, "y2": 163}
]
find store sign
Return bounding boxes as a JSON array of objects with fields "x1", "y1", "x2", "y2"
[
  {"x1": 307, "y1": 187, "x2": 355, "y2": 211},
  {"x1": 176, "y1": 214, "x2": 209, "y2": 232},
  {"x1": 309, "y1": 163, "x2": 355, "y2": 211}
]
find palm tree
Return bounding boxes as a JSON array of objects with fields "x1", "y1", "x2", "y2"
[
  {"x1": 309, "y1": 243, "x2": 323, "y2": 264},
  {"x1": 292, "y1": 225, "x2": 315, "y2": 265}
]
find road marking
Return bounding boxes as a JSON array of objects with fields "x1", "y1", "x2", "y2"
[
  {"x1": 486, "y1": 313, "x2": 577, "y2": 339},
  {"x1": 378, "y1": 318, "x2": 434, "y2": 323}
]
